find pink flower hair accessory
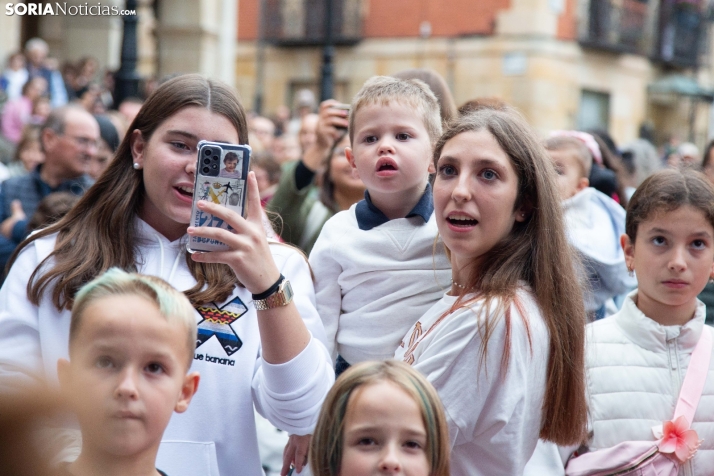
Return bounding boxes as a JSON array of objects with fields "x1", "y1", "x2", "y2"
[{"x1": 657, "y1": 415, "x2": 702, "y2": 464}]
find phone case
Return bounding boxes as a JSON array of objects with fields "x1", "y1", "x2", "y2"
[{"x1": 187, "y1": 141, "x2": 252, "y2": 253}]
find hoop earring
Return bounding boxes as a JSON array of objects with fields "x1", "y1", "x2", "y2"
[{"x1": 133, "y1": 162, "x2": 141, "y2": 170}]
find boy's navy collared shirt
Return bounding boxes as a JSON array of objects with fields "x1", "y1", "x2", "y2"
[{"x1": 355, "y1": 183, "x2": 434, "y2": 231}]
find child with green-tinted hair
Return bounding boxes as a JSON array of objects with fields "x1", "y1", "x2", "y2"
[
  {"x1": 310, "y1": 360, "x2": 450, "y2": 476},
  {"x1": 57, "y1": 268, "x2": 200, "y2": 476}
]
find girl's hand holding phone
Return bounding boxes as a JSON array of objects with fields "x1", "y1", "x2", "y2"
[{"x1": 188, "y1": 171, "x2": 280, "y2": 295}]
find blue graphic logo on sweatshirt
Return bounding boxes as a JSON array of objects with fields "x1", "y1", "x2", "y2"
[{"x1": 195, "y1": 296, "x2": 248, "y2": 356}]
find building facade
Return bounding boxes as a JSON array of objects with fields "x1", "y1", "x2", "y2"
[
  {"x1": 237, "y1": 0, "x2": 714, "y2": 147},
  {"x1": 0, "y1": 0, "x2": 237, "y2": 90}
]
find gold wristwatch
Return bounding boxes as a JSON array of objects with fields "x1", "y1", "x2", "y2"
[{"x1": 253, "y1": 278, "x2": 294, "y2": 310}]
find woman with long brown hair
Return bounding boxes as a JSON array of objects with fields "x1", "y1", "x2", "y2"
[
  {"x1": 0, "y1": 74, "x2": 334, "y2": 476},
  {"x1": 395, "y1": 108, "x2": 588, "y2": 475}
]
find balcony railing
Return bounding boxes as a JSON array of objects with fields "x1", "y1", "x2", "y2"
[
  {"x1": 580, "y1": 0, "x2": 708, "y2": 68},
  {"x1": 655, "y1": 0, "x2": 705, "y2": 68},
  {"x1": 262, "y1": 0, "x2": 363, "y2": 47},
  {"x1": 581, "y1": 0, "x2": 650, "y2": 54}
]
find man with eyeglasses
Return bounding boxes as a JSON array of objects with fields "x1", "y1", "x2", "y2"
[{"x1": 0, "y1": 105, "x2": 98, "y2": 277}]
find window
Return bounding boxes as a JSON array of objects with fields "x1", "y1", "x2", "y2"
[{"x1": 577, "y1": 90, "x2": 611, "y2": 131}]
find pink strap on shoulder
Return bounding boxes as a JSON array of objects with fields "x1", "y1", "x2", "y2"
[{"x1": 673, "y1": 328, "x2": 713, "y2": 426}]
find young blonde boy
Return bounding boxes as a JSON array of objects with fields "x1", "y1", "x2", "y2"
[
  {"x1": 545, "y1": 135, "x2": 635, "y2": 318},
  {"x1": 57, "y1": 268, "x2": 199, "y2": 476},
  {"x1": 309, "y1": 76, "x2": 452, "y2": 372}
]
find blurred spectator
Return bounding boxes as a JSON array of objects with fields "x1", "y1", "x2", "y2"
[
  {"x1": 1, "y1": 76, "x2": 47, "y2": 143},
  {"x1": 458, "y1": 97, "x2": 508, "y2": 115},
  {"x1": 252, "y1": 151, "x2": 282, "y2": 206},
  {"x1": 142, "y1": 75, "x2": 160, "y2": 98},
  {"x1": 298, "y1": 113, "x2": 319, "y2": 153},
  {"x1": 5, "y1": 125, "x2": 44, "y2": 179},
  {"x1": 0, "y1": 106, "x2": 98, "y2": 271},
  {"x1": 271, "y1": 133, "x2": 301, "y2": 165},
  {"x1": 0, "y1": 161, "x2": 8, "y2": 182},
  {"x1": 677, "y1": 142, "x2": 699, "y2": 167},
  {"x1": 620, "y1": 138, "x2": 661, "y2": 198},
  {"x1": 393, "y1": 68, "x2": 457, "y2": 125},
  {"x1": 701, "y1": 138, "x2": 714, "y2": 184},
  {"x1": 698, "y1": 138, "x2": 714, "y2": 324},
  {"x1": 287, "y1": 88, "x2": 317, "y2": 135},
  {"x1": 61, "y1": 61, "x2": 79, "y2": 101},
  {"x1": 117, "y1": 97, "x2": 143, "y2": 126},
  {"x1": 1, "y1": 52, "x2": 28, "y2": 101},
  {"x1": 272, "y1": 104, "x2": 291, "y2": 136},
  {"x1": 72, "y1": 57, "x2": 99, "y2": 95},
  {"x1": 88, "y1": 115, "x2": 120, "y2": 180},
  {"x1": 99, "y1": 70, "x2": 115, "y2": 109},
  {"x1": 105, "y1": 110, "x2": 128, "y2": 141},
  {"x1": 27, "y1": 191, "x2": 80, "y2": 232},
  {"x1": 294, "y1": 89, "x2": 316, "y2": 118},
  {"x1": 250, "y1": 115, "x2": 276, "y2": 151},
  {"x1": 25, "y1": 38, "x2": 67, "y2": 107},
  {"x1": 32, "y1": 95, "x2": 51, "y2": 124},
  {"x1": 589, "y1": 130, "x2": 630, "y2": 207},
  {"x1": 75, "y1": 83, "x2": 102, "y2": 113},
  {"x1": 267, "y1": 99, "x2": 364, "y2": 254}
]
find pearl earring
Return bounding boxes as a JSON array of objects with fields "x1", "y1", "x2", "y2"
[
  {"x1": 627, "y1": 266, "x2": 634, "y2": 278},
  {"x1": 133, "y1": 163, "x2": 141, "y2": 170}
]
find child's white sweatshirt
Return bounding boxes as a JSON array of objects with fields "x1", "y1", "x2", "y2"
[{"x1": 309, "y1": 187, "x2": 451, "y2": 364}]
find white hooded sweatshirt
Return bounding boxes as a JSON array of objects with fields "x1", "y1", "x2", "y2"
[{"x1": 0, "y1": 218, "x2": 334, "y2": 476}]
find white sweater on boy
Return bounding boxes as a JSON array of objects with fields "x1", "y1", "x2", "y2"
[
  {"x1": 395, "y1": 287, "x2": 550, "y2": 476},
  {"x1": 0, "y1": 218, "x2": 334, "y2": 476},
  {"x1": 309, "y1": 187, "x2": 452, "y2": 364}
]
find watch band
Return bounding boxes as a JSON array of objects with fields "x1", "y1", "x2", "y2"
[
  {"x1": 252, "y1": 274, "x2": 285, "y2": 300},
  {"x1": 253, "y1": 278, "x2": 294, "y2": 310}
]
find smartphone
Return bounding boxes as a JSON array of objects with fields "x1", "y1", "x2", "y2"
[
  {"x1": 332, "y1": 103, "x2": 351, "y2": 130},
  {"x1": 187, "y1": 140, "x2": 252, "y2": 253}
]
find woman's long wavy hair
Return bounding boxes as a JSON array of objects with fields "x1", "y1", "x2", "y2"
[
  {"x1": 9, "y1": 74, "x2": 249, "y2": 310},
  {"x1": 434, "y1": 108, "x2": 588, "y2": 445}
]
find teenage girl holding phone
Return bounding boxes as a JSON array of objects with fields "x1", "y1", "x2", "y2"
[{"x1": 0, "y1": 74, "x2": 334, "y2": 476}]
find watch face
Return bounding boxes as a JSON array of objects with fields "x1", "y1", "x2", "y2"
[
  {"x1": 255, "y1": 279, "x2": 294, "y2": 310},
  {"x1": 282, "y1": 280, "x2": 294, "y2": 302}
]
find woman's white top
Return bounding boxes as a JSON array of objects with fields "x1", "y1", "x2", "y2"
[{"x1": 395, "y1": 287, "x2": 549, "y2": 476}]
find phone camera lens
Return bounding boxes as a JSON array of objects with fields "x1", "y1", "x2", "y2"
[
  {"x1": 202, "y1": 166, "x2": 210, "y2": 174},
  {"x1": 203, "y1": 158, "x2": 211, "y2": 165},
  {"x1": 212, "y1": 164, "x2": 218, "y2": 169},
  {"x1": 204, "y1": 149, "x2": 212, "y2": 156}
]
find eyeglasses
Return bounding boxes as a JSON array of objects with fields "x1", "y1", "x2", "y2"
[{"x1": 61, "y1": 134, "x2": 99, "y2": 149}]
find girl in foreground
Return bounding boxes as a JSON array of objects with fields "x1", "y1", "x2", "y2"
[
  {"x1": 395, "y1": 108, "x2": 588, "y2": 475},
  {"x1": 573, "y1": 169, "x2": 714, "y2": 474},
  {"x1": 0, "y1": 74, "x2": 333, "y2": 476},
  {"x1": 310, "y1": 360, "x2": 450, "y2": 476}
]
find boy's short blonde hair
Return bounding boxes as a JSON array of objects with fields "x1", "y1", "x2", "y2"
[
  {"x1": 70, "y1": 268, "x2": 197, "y2": 368},
  {"x1": 544, "y1": 135, "x2": 593, "y2": 178},
  {"x1": 349, "y1": 76, "x2": 442, "y2": 146}
]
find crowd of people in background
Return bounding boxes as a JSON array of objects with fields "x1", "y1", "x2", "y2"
[{"x1": 2, "y1": 36, "x2": 714, "y2": 476}]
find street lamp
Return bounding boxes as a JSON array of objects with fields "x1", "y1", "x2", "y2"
[
  {"x1": 319, "y1": 0, "x2": 334, "y2": 101},
  {"x1": 114, "y1": 0, "x2": 141, "y2": 105}
]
